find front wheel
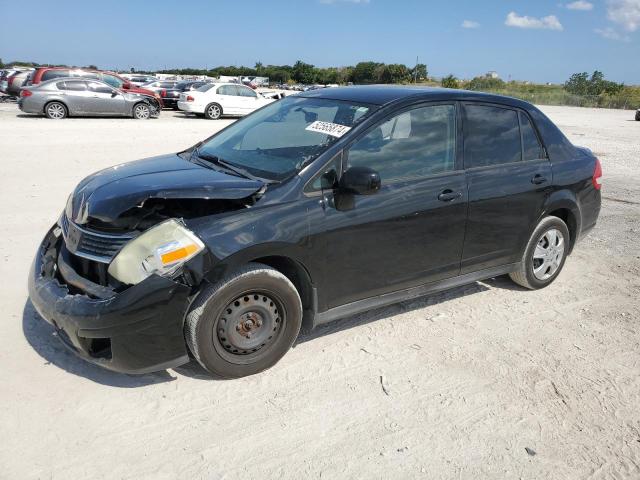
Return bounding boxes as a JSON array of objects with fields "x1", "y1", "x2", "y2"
[
  {"x1": 132, "y1": 103, "x2": 151, "y2": 119},
  {"x1": 509, "y1": 216, "x2": 570, "y2": 289},
  {"x1": 185, "y1": 263, "x2": 302, "y2": 378}
]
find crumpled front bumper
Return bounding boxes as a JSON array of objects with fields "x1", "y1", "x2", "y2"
[{"x1": 28, "y1": 225, "x2": 192, "y2": 374}]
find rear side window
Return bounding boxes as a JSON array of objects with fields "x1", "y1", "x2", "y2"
[
  {"x1": 218, "y1": 85, "x2": 240, "y2": 96},
  {"x1": 61, "y1": 81, "x2": 87, "y2": 91},
  {"x1": 464, "y1": 105, "x2": 521, "y2": 168},
  {"x1": 520, "y1": 112, "x2": 544, "y2": 160},
  {"x1": 42, "y1": 70, "x2": 70, "y2": 82}
]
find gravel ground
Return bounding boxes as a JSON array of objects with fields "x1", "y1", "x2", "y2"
[{"x1": 0, "y1": 104, "x2": 638, "y2": 480}]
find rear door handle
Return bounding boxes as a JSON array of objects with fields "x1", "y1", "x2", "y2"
[
  {"x1": 531, "y1": 174, "x2": 548, "y2": 185},
  {"x1": 438, "y1": 189, "x2": 462, "y2": 202}
]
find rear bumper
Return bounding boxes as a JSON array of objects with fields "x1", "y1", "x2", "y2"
[
  {"x1": 28, "y1": 226, "x2": 192, "y2": 374},
  {"x1": 177, "y1": 101, "x2": 202, "y2": 113}
]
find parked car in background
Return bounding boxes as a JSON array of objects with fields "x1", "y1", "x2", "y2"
[
  {"x1": 18, "y1": 78, "x2": 160, "y2": 119},
  {"x1": 28, "y1": 86, "x2": 601, "y2": 378},
  {"x1": 178, "y1": 82, "x2": 275, "y2": 119},
  {"x1": 127, "y1": 75, "x2": 158, "y2": 85},
  {"x1": 0, "y1": 69, "x2": 17, "y2": 93},
  {"x1": 26, "y1": 67, "x2": 163, "y2": 106},
  {"x1": 5, "y1": 70, "x2": 33, "y2": 97},
  {"x1": 140, "y1": 80, "x2": 180, "y2": 95},
  {"x1": 159, "y1": 80, "x2": 209, "y2": 109}
]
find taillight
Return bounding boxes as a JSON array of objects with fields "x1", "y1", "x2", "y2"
[
  {"x1": 592, "y1": 158, "x2": 602, "y2": 190},
  {"x1": 186, "y1": 95, "x2": 194, "y2": 102},
  {"x1": 21, "y1": 90, "x2": 32, "y2": 97},
  {"x1": 160, "y1": 89, "x2": 166, "y2": 97}
]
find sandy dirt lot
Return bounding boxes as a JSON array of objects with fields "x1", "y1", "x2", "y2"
[{"x1": 0, "y1": 103, "x2": 638, "y2": 480}]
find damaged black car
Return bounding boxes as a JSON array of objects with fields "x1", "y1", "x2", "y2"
[{"x1": 29, "y1": 86, "x2": 601, "y2": 378}]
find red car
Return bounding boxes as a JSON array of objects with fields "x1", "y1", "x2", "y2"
[{"x1": 27, "y1": 67, "x2": 163, "y2": 106}]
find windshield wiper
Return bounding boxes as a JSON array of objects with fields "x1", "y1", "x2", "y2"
[{"x1": 192, "y1": 148, "x2": 269, "y2": 183}]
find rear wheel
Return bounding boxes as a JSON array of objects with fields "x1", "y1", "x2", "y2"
[
  {"x1": 132, "y1": 103, "x2": 151, "y2": 119},
  {"x1": 204, "y1": 103, "x2": 222, "y2": 120},
  {"x1": 509, "y1": 216, "x2": 570, "y2": 289},
  {"x1": 45, "y1": 102, "x2": 67, "y2": 119},
  {"x1": 185, "y1": 263, "x2": 302, "y2": 378},
  {"x1": 635, "y1": 111, "x2": 640, "y2": 121}
]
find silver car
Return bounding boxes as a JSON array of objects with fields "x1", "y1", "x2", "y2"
[{"x1": 18, "y1": 78, "x2": 160, "y2": 119}]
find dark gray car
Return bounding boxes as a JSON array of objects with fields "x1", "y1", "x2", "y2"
[{"x1": 18, "y1": 78, "x2": 160, "y2": 119}]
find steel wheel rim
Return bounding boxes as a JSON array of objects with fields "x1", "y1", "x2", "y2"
[
  {"x1": 216, "y1": 292, "x2": 283, "y2": 356},
  {"x1": 208, "y1": 105, "x2": 220, "y2": 118},
  {"x1": 48, "y1": 103, "x2": 65, "y2": 119},
  {"x1": 135, "y1": 104, "x2": 149, "y2": 119},
  {"x1": 532, "y1": 228, "x2": 565, "y2": 280}
]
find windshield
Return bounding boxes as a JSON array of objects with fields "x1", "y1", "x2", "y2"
[{"x1": 195, "y1": 96, "x2": 375, "y2": 181}]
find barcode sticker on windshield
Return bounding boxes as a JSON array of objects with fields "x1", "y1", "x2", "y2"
[{"x1": 305, "y1": 121, "x2": 351, "y2": 138}]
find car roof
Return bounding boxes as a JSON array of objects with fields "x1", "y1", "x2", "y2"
[{"x1": 297, "y1": 85, "x2": 532, "y2": 109}]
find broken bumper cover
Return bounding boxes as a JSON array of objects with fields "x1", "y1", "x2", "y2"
[{"x1": 28, "y1": 226, "x2": 192, "y2": 374}]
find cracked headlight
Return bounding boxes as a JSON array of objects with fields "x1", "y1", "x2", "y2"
[{"x1": 108, "y1": 219, "x2": 205, "y2": 285}]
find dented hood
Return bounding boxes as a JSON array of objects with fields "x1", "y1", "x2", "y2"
[{"x1": 68, "y1": 154, "x2": 264, "y2": 226}]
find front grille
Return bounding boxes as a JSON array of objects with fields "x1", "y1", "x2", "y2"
[{"x1": 60, "y1": 214, "x2": 134, "y2": 263}]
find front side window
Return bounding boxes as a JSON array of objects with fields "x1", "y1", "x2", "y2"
[
  {"x1": 195, "y1": 96, "x2": 375, "y2": 181},
  {"x1": 87, "y1": 82, "x2": 113, "y2": 94},
  {"x1": 346, "y1": 104, "x2": 457, "y2": 182},
  {"x1": 464, "y1": 105, "x2": 521, "y2": 168},
  {"x1": 238, "y1": 86, "x2": 258, "y2": 98}
]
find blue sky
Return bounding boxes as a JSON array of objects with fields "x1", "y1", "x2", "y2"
[{"x1": 1, "y1": 0, "x2": 638, "y2": 84}]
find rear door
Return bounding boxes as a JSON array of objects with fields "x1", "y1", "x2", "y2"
[
  {"x1": 461, "y1": 103, "x2": 551, "y2": 273},
  {"x1": 216, "y1": 85, "x2": 243, "y2": 115},
  {"x1": 314, "y1": 102, "x2": 468, "y2": 308},
  {"x1": 57, "y1": 80, "x2": 92, "y2": 114}
]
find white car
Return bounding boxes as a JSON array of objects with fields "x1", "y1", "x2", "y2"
[{"x1": 178, "y1": 83, "x2": 274, "y2": 119}]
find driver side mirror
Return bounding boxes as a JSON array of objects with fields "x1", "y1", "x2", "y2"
[
  {"x1": 111, "y1": 91, "x2": 119, "y2": 97},
  {"x1": 339, "y1": 166, "x2": 381, "y2": 195}
]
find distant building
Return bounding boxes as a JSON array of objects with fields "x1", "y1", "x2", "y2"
[{"x1": 486, "y1": 71, "x2": 499, "y2": 79}]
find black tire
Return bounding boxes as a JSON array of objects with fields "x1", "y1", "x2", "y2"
[
  {"x1": 635, "y1": 111, "x2": 640, "y2": 121},
  {"x1": 185, "y1": 263, "x2": 302, "y2": 378},
  {"x1": 132, "y1": 102, "x2": 151, "y2": 119},
  {"x1": 204, "y1": 103, "x2": 222, "y2": 120},
  {"x1": 44, "y1": 101, "x2": 67, "y2": 119},
  {"x1": 509, "y1": 216, "x2": 570, "y2": 290}
]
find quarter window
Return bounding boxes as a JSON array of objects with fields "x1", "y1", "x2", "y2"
[
  {"x1": 464, "y1": 105, "x2": 521, "y2": 167},
  {"x1": 520, "y1": 112, "x2": 544, "y2": 160},
  {"x1": 346, "y1": 104, "x2": 456, "y2": 182}
]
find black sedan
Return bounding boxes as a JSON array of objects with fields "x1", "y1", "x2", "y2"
[
  {"x1": 160, "y1": 81, "x2": 209, "y2": 109},
  {"x1": 28, "y1": 86, "x2": 602, "y2": 378}
]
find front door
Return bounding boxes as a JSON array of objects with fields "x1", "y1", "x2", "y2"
[
  {"x1": 85, "y1": 81, "x2": 126, "y2": 115},
  {"x1": 314, "y1": 103, "x2": 468, "y2": 309},
  {"x1": 460, "y1": 103, "x2": 552, "y2": 273}
]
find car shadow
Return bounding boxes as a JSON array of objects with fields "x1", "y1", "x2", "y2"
[{"x1": 22, "y1": 275, "x2": 520, "y2": 386}]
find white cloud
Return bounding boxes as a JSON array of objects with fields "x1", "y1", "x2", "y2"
[
  {"x1": 461, "y1": 20, "x2": 480, "y2": 28},
  {"x1": 505, "y1": 12, "x2": 564, "y2": 30},
  {"x1": 606, "y1": 0, "x2": 640, "y2": 31},
  {"x1": 566, "y1": 1, "x2": 594, "y2": 10},
  {"x1": 595, "y1": 27, "x2": 630, "y2": 40}
]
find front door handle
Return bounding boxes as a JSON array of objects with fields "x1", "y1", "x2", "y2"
[
  {"x1": 438, "y1": 189, "x2": 462, "y2": 202},
  {"x1": 531, "y1": 174, "x2": 548, "y2": 185}
]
